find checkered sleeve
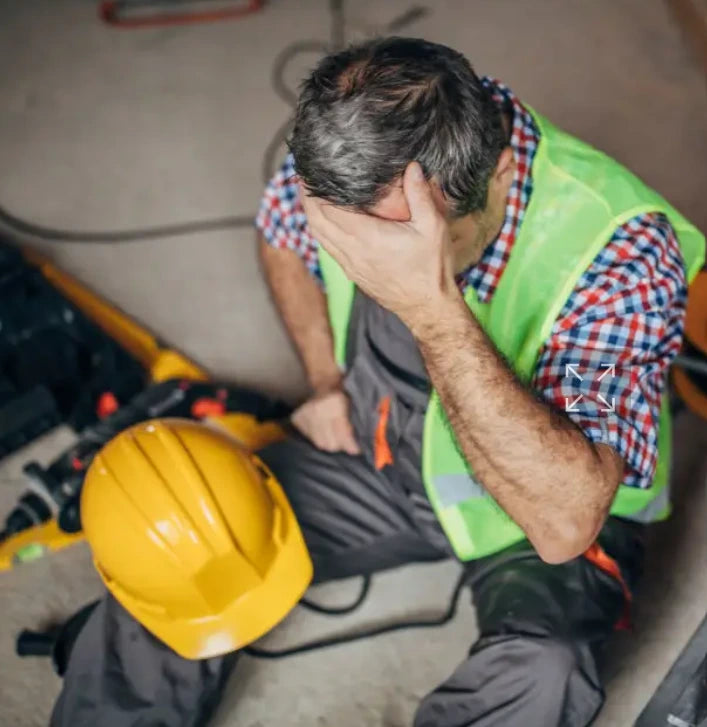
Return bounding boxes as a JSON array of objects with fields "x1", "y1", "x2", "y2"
[
  {"x1": 254, "y1": 153, "x2": 322, "y2": 284},
  {"x1": 532, "y1": 213, "x2": 687, "y2": 489}
]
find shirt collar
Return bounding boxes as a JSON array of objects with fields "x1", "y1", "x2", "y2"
[{"x1": 455, "y1": 77, "x2": 540, "y2": 302}]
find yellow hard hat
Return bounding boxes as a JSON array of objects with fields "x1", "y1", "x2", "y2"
[{"x1": 81, "y1": 418, "x2": 313, "y2": 659}]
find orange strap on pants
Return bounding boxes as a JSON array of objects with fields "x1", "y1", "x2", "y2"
[
  {"x1": 583, "y1": 542, "x2": 632, "y2": 630},
  {"x1": 374, "y1": 396, "x2": 394, "y2": 470}
]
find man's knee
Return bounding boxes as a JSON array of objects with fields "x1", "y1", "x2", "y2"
[
  {"x1": 414, "y1": 634, "x2": 601, "y2": 727},
  {"x1": 525, "y1": 635, "x2": 579, "y2": 683},
  {"x1": 467, "y1": 633, "x2": 584, "y2": 694}
]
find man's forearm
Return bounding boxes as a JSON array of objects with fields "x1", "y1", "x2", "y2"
[
  {"x1": 410, "y1": 290, "x2": 622, "y2": 563},
  {"x1": 258, "y1": 237, "x2": 341, "y2": 393}
]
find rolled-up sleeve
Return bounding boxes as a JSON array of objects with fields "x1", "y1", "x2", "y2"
[{"x1": 532, "y1": 213, "x2": 687, "y2": 489}]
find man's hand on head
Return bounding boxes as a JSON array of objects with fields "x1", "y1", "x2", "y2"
[{"x1": 300, "y1": 162, "x2": 458, "y2": 331}]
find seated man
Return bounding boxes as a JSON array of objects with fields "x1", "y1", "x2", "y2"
[{"x1": 52, "y1": 37, "x2": 704, "y2": 727}]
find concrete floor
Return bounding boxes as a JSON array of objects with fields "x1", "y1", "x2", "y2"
[{"x1": 0, "y1": 1, "x2": 705, "y2": 725}]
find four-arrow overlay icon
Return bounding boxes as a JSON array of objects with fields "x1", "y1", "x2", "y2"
[
  {"x1": 565, "y1": 364, "x2": 583, "y2": 381},
  {"x1": 564, "y1": 363, "x2": 616, "y2": 413},
  {"x1": 597, "y1": 363, "x2": 615, "y2": 381},
  {"x1": 565, "y1": 395, "x2": 583, "y2": 412}
]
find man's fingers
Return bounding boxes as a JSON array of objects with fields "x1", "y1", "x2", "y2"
[
  {"x1": 299, "y1": 185, "x2": 336, "y2": 240},
  {"x1": 290, "y1": 395, "x2": 360, "y2": 455},
  {"x1": 300, "y1": 202, "x2": 357, "y2": 272},
  {"x1": 318, "y1": 430, "x2": 338, "y2": 452},
  {"x1": 299, "y1": 186, "x2": 349, "y2": 241},
  {"x1": 299, "y1": 182, "x2": 378, "y2": 249},
  {"x1": 289, "y1": 408, "x2": 310, "y2": 439},
  {"x1": 402, "y1": 161, "x2": 438, "y2": 226},
  {"x1": 298, "y1": 183, "x2": 323, "y2": 224},
  {"x1": 335, "y1": 417, "x2": 361, "y2": 455},
  {"x1": 319, "y1": 201, "x2": 381, "y2": 239}
]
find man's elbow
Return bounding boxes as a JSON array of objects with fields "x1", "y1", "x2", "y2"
[
  {"x1": 530, "y1": 517, "x2": 601, "y2": 565},
  {"x1": 531, "y1": 458, "x2": 620, "y2": 564}
]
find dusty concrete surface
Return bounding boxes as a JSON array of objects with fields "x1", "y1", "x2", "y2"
[{"x1": 0, "y1": 1, "x2": 705, "y2": 725}]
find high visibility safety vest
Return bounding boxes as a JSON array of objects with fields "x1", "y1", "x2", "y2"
[{"x1": 319, "y1": 109, "x2": 706, "y2": 561}]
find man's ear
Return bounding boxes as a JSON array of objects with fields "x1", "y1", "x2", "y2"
[
  {"x1": 490, "y1": 147, "x2": 516, "y2": 195},
  {"x1": 427, "y1": 177, "x2": 449, "y2": 217}
]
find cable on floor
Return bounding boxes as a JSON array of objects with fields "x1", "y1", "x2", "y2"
[
  {"x1": 244, "y1": 552, "x2": 539, "y2": 659},
  {"x1": 0, "y1": 1, "x2": 426, "y2": 244}
]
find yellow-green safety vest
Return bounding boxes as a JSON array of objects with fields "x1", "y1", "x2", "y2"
[{"x1": 319, "y1": 108, "x2": 705, "y2": 561}]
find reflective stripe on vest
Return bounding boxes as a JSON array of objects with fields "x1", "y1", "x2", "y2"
[
  {"x1": 433, "y1": 470, "x2": 670, "y2": 520},
  {"x1": 433, "y1": 473, "x2": 486, "y2": 506}
]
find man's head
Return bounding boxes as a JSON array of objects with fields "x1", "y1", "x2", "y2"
[{"x1": 291, "y1": 37, "x2": 515, "y2": 269}]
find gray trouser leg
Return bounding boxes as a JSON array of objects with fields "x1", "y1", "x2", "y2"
[
  {"x1": 50, "y1": 595, "x2": 236, "y2": 727},
  {"x1": 51, "y1": 435, "x2": 446, "y2": 727},
  {"x1": 259, "y1": 433, "x2": 447, "y2": 583},
  {"x1": 414, "y1": 633, "x2": 603, "y2": 727},
  {"x1": 414, "y1": 518, "x2": 645, "y2": 727}
]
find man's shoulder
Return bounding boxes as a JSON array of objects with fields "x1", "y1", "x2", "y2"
[{"x1": 565, "y1": 212, "x2": 686, "y2": 324}]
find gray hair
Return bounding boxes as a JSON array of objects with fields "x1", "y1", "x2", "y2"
[{"x1": 290, "y1": 37, "x2": 507, "y2": 216}]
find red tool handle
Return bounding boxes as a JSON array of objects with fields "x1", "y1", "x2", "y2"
[{"x1": 100, "y1": 0, "x2": 263, "y2": 29}]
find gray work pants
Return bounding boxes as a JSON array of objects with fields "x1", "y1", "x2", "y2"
[{"x1": 50, "y1": 432, "x2": 644, "y2": 727}]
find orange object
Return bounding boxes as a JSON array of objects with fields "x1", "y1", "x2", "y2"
[
  {"x1": 673, "y1": 367, "x2": 707, "y2": 420},
  {"x1": 684, "y1": 270, "x2": 707, "y2": 354},
  {"x1": 191, "y1": 398, "x2": 227, "y2": 419},
  {"x1": 97, "y1": 391, "x2": 119, "y2": 419},
  {"x1": 673, "y1": 269, "x2": 707, "y2": 420},
  {"x1": 374, "y1": 396, "x2": 394, "y2": 470},
  {"x1": 583, "y1": 542, "x2": 632, "y2": 630}
]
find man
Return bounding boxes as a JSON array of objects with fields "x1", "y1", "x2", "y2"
[{"x1": 52, "y1": 37, "x2": 703, "y2": 726}]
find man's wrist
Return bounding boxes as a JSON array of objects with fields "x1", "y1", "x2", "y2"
[
  {"x1": 406, "y1": 287, "x2": 466, "y2": 341},
  {"x1": 309, "y1": 369, "x2": 344, "y2": 396}
]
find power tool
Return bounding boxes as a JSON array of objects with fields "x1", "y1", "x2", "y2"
[{"x1": 0, "y1": 378, "x2": 290, "y2": 569}]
